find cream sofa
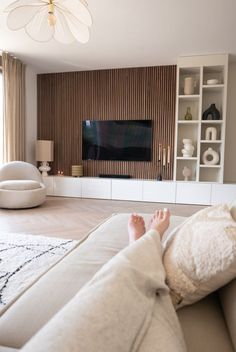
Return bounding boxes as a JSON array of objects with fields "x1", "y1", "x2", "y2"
[{"x1": 0, "y1": 211, "x2": 235, "y2": 351}]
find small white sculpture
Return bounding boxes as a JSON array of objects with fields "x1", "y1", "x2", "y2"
[
  {"x1": 202, "y1": 147, "x2": 220, "y2": 165},
  {"x1": 205, "y1": 127, "x2": 217, "y2": 141},
  {"x1": 182, "y1": 139, "x2": 194, "y2": 158},
  {"x1": 182, "y1": 166, "x2": 191, "y2": 181}
]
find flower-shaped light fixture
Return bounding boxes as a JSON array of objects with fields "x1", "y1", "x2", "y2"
[{"x1": 4, "y1": 0, "x2": 92, "y2": 44}]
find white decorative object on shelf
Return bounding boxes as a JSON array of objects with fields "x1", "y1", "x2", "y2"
[
  {"x1": 182, "y1": 166, "x2": 191, "y2": 181},
  {"x1": 182, "y1": 139, "x2": 194, "y2": 157},
  {"x1": 184, "y1": 77, "x2": 195, "y2": 95},
  {"x1": 207, "y1": 79, "x2": 219, "y2": 85},
  {"x1": 205, "y1": 127, "x2": 217, "y2": 141},
  {"x1": 202, "y1": 147, "x2": 220, "y2": 165}
]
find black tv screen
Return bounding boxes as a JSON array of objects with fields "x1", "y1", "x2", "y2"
[{"x1": 82, "y1": 120, "x2": 152, "y2": 161}]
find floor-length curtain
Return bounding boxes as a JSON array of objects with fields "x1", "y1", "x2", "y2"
[
  {"x1": 0, "y1": 70, "x2": 3, "y2": 164},
  {"x1": 2, "y1": 52, "x2": 25, "y2": 162}
]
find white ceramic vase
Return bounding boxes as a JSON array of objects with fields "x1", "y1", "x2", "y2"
[
  {"x1": 202, "y1": 147, "x2": 219, "y2": 165},
  {"x1": 205, "y1": 127, "x2": 217, "y2": 141},
  {"x1": 184, "y1": 77, "x2": 195, "y2": 95},
  {"x1": 182, "y1": 139, "x2": 194, "y2": 158}
]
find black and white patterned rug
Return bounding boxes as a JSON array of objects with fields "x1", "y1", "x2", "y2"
[{"x1": 0, "y1": 232, "x2": 78, "y2": 312}]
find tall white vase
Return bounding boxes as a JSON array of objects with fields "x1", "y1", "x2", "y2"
[{"x1": 184, "y1": 77, "x2": 195, "y2": 95}]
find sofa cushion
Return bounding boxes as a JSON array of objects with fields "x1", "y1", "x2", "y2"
[
  {"x1": 163, "y1": 204, "x2": 236, "y2": 308},
  {"x1": 178, "y1": 293, "x2": 234, "y2": 352},
  {"x1": 0, "y1": 180, "x2": 41, "y2": 191},
  {"x1": 219, "y1": 279, "x2": 236, "y2": 350}
]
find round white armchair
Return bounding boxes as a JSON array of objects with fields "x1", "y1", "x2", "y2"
[{"x1": 0, "y1": 161, "x2": 46, "y2": 209}]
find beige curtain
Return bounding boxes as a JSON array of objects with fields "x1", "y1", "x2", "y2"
[{"x1": 2, "y1": 52, "x2": 25, "y2": 162}]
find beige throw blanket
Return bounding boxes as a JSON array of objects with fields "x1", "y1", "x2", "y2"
[{"x1": 22, "y1": 230, "x2": 186, "y2": 352}]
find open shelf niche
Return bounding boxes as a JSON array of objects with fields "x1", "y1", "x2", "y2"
[{"x1": 174, "y1": 54, "x2": 228, "y2": 183}]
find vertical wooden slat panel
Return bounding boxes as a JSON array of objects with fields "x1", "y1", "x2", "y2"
[{"x1": 37, "y1": 65, "x2": 176, "y2": 179}]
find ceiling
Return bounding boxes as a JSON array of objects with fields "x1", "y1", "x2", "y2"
[{"x1": 0, "y1": 0, "x2": 236, "y2": 74}]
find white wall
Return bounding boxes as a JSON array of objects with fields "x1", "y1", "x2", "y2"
[
  {"x1": 224, "y1": 62, "x2": 236, "y2": 183},
  {"x1": 25, "y1": 66, "x2": 37, "y2": 165}
]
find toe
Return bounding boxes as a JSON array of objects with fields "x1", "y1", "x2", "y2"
[
  {"x1": 129, "y1": 214, "x2": 137, "y2": 224},
  {"x1": 163, "y1": 209, "x2": 170, "y2": 220},
  {"x1": 129, "y1": 214, "x2": 135, "y2": 221},
  {"x1": 156, "y1": 210, "x2": 162, "y2": 220}
]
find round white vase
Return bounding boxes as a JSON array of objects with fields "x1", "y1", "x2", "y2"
[{"x1": 202, "y1": 147, "x2": 219, "y2": 165}]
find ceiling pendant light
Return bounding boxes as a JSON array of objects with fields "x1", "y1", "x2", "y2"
[
  {"x1": 4, "y1": 0, "x2": 92, "y2": 44},
  {"x1": 47, "y1": 1, "x2": 57, "y2": 26}
]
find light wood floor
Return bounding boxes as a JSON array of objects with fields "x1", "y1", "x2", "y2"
[{"x1": 0, "y1": 197, "x2": 206, "y2": 240}]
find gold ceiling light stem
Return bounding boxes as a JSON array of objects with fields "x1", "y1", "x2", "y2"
[{"x1": 47, "y1": 0, "x2": 56, "y2": 26}]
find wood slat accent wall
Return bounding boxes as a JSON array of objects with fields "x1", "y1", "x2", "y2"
[{"x1": 37, "y1": 65, "x2": 176, "y2": 179}]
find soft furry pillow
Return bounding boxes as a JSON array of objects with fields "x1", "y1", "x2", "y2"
[{"x1": 163, "y1": 204, "x2": 236, "y2": 309}]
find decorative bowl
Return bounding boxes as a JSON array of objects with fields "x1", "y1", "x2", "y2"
[{"x1": 207, "y1": 79, "x2": 219, "y2": 85}]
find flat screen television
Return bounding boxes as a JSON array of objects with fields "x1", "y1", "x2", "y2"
[{"x1": 82, "y1": 120, "x2": 152, "y2": 161}]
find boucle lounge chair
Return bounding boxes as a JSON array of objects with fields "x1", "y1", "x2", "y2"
[{"x1": 0, "y1": 161, "x2": 46, "y2": 209}]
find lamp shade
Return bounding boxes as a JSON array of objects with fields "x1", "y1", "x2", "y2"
[{"x1": 36, "y1": 140, "x2": 54, "y2": 162}]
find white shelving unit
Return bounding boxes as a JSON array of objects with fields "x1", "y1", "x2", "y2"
[{"x1": 174, "y1": 54, "x2": 228, "y2": 183}]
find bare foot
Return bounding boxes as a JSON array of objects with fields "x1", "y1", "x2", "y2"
[
  {"x1": 148, "y1": 209, "x2": 170, "y2": 239},
  {"x1": 128, "y1": 213, "x2": 146, "y2": 243}
]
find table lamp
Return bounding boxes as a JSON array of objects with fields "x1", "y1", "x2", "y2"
[{"x1": 36, "y1": 140, "x2": 54, "y2": 176}]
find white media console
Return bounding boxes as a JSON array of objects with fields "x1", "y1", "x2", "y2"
[{"x1": 43, "y1": 176, "x2": 236, "y2": 206}]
